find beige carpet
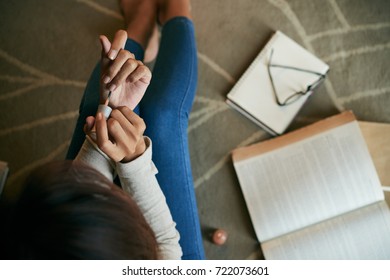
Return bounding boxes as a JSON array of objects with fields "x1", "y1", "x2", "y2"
[{"x1": 0, "y1": 0, "x2": 389, "y2": 259}]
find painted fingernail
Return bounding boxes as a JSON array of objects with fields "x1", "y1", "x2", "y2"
[
  {"x1": 102, "y1": 75, "x2": 110, "y2": 84},
  {"x1": 108, "y1": 50, "x2": 118, "y2": 60},
  {"x1": 108, "y1": 84, "x2": 116, "y2": 91}
]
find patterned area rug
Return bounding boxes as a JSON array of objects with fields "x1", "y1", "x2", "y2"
[{"x1": 0, "y1": 0, "x2": 389, "y2": 259}]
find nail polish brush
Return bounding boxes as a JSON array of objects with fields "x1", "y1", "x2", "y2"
[{"x1": 97, "y1": 91, "x2": 112, "y2": 119}]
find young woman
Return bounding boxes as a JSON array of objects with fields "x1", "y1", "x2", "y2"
[{"x1": 0, "y1": 0, "x2": 205, "y2": 260}]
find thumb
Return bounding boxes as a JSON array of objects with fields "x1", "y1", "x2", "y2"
[
  {"x1": 99, "y1": 35, "x2": 112, "y2": 71},
  {"x1": 99, "y1": 35, "x2": 111, "y2": 55},
  {"x1": 99, "y1": 35, "x2": 112, "y2": 100}
]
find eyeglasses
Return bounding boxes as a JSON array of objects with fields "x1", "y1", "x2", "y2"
[{"x1": 267, "y1": 48, "x2": 326, "y2": 106}]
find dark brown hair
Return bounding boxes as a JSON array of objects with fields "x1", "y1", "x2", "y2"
[{"x1": 0, "y1": 160, "x2": 158, "y2": 259}]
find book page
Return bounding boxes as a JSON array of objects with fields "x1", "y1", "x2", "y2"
[
  {"x1": 233, "y1": 120, "x2": 384, "y2": 242},
  {"x1": 359, "y1": 121, "x2": 390, "y2": 207},
  {"x1": 359, "y1": 121, "x2": 390, "y2": 187},
  {"x1": 262, "y1": 201, "x2": 390, "y2": 259},
  {"x1": 384, "y1": 187, "x2": 390, "y2": 207}
]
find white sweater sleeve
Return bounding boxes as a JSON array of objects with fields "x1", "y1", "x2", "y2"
[
  {"x1": 75, "y1": 135, "x2": 116, "y2": 181},
  {"x1": 75, "y1": 137, "x2": 182, "y2": 260}
]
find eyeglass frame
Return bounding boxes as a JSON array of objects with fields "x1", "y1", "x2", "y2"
[{"x1": 267, "y1": 48, "x2": 327, "y2": 106}]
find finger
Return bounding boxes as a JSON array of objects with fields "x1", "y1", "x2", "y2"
[
  {"x1": 99, "y1": 35, "x2": 111, "y2": 55},
  {"x1": 102, "y1": 50, "x2": 135, "y2": 88},
  {"x1": 83, "y1": 123, "x2": 89, "y2": 135},
  {"x1": 95, "y1": 113, "x2": 118, "y2": 159},
  {"x1": 83, "y1": 116, "x2": 95, "y2": 134},
  {"x1": 107, "y1": 58, "x2": 140, "y2": 91},
  {"x1": 99, "y1": 35, "x2": 112, "y2": 69},
  {"x1": 99, "y1": 35, "x2": 112, "y2": 101},
  {"x1": 107, "y1": 117, "x2": 135, "y2": 156},
  {"x1": 128, "y1": 64, "x2": 152, "y2": 84},
  {"x1": 117, "y1": 106, "x2": 146, "y2": 133},
  {"x1": 110, "y1": 108, "x2": 139, "y2": 138},
  {"x1": 108, "y1": 30, "x2": 127, "y2": 60}
]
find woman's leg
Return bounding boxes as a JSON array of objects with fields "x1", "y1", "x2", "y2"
[
  {"x1": 139, "y1": 15, "x2": 205, "y2": 259},
  {"x1": 66, "y1": 40, "x2": 144, "y2": 160}
]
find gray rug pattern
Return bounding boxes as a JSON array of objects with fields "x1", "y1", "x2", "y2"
[{"x1": 0, "y1": 0, "x2": 389, "y2": 259}]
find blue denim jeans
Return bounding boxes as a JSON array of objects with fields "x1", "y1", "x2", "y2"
[{"x1": 66, "y1": 17, "x2": 205, "y2": 260}]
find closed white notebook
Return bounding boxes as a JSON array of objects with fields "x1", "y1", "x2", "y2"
[{"x1": 226, "y1": 31, "x2": 329, "y2": 135}]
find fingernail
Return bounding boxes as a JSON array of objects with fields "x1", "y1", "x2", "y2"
[
  {"x1": 102, "y1": 75, "x2": 110, "y2": 84},
  {"x1": 108, "y1": 50, "x2": 118, "y2": 60},
  {"x1": 96, "y1": 112, "x2": 102, "y2": 120},
  {"x1": 108, "y1": 84, "x2": 116, "y2": 91}
]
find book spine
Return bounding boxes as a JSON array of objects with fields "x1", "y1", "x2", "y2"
[{"x1": 225, "y1": 99, "x2": 278, "y2": 136}]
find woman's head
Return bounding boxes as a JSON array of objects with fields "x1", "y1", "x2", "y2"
[{"x1": 0, "y1": 160, "x2": 157, "y2": 259}]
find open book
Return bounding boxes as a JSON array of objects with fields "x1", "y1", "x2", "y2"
[
  {"x1": 232, "y1": 111, "x2": 390, "y2": 259},
  {"x1": 226, "y1": 31, "x2": 329, "y2": 135}
]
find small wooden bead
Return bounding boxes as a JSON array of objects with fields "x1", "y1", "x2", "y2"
[{"x1": 212, "y1": 229, "x2": 228, "y2": 245}]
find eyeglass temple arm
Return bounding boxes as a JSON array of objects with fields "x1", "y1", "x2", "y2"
[{"x1": 268, "y1": 63, "x2": 326, "y2": 77}]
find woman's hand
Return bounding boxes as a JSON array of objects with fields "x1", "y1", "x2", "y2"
[
  {"x1": 84, "y1": 107, "x2": 147, "y2": 163},
  {"x1": 100, "y1": 30, "x2": 152, "y2": 109}
]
